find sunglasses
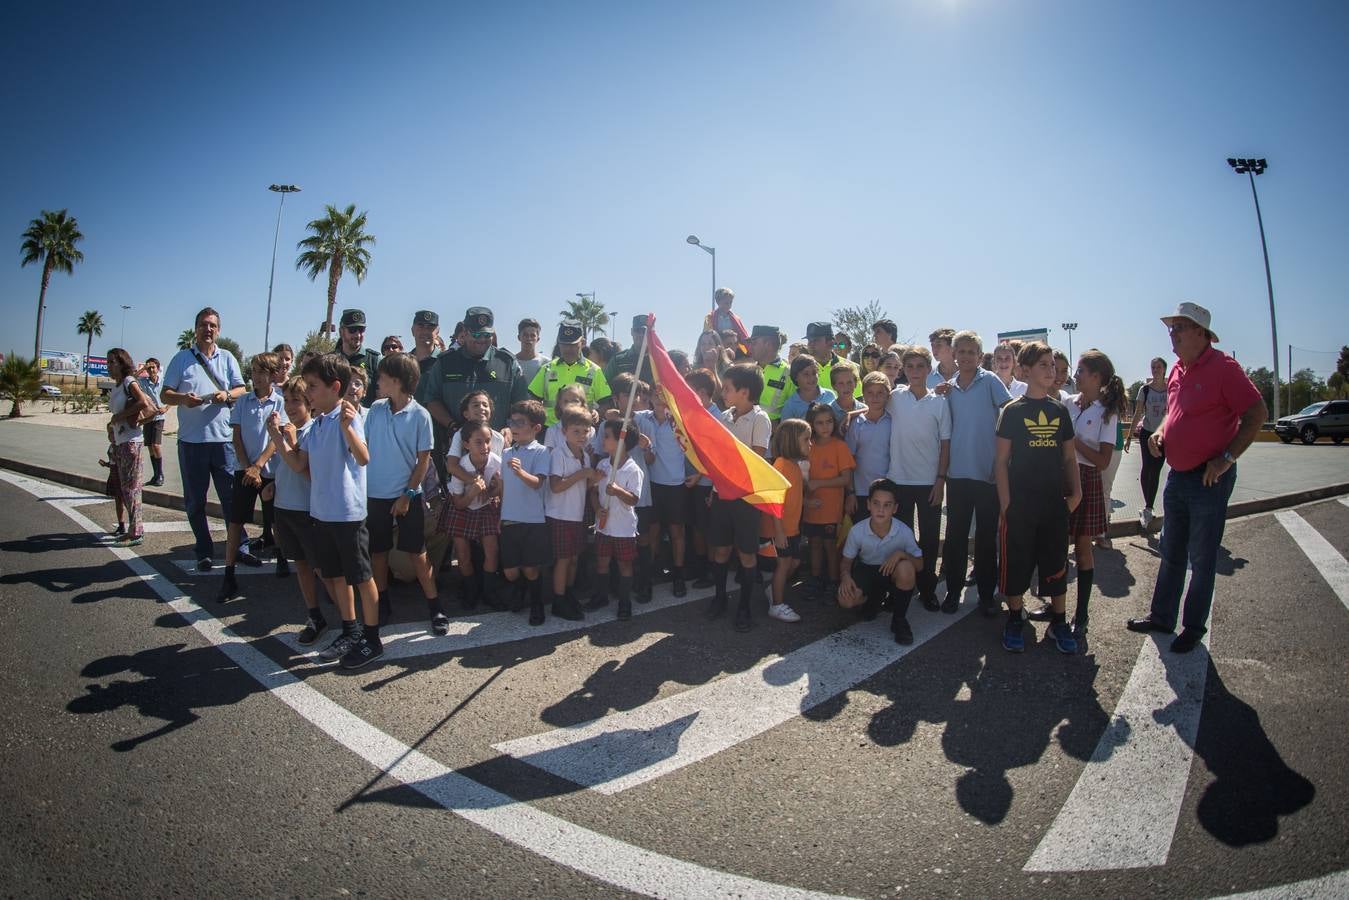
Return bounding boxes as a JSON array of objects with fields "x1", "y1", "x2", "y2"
[
  {"x1": 345, "y1": 326, "x2": 366, "y2": 333},
  {"x1": 469, "y1": 330, "x2": 494, "y2": 340}
]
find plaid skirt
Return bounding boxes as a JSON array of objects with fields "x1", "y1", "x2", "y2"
[
  {"x1": 594, "y1": 533, "x2": 637, "y2": 562},
  {"x1": 549, "y1": 517, "x2": 586, "y2": 559},
  {"x1": 439, "y1": 501, "x2": 501, "y2": 540},
  {"x1": 1069, "y1": 463, "x2": 1106, "y2": 538}
]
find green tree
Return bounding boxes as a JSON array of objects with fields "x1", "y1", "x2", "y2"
[
  {"x1": 76, "y1": 310, "x2": 104, "y2": 389},
  {"x1": 1329, "y1": 372, "x2": 1346, "y2": 399},
  {"x1": 295, "y1": 204, "x2": 375, "y2": 338},
  {"x1": 830, "y1": 299, "x2": 891, "y2": 355},
  {"x1": 20, "y1": 209, "x2": 85, "y2": 360},
  {"x1": 177, "y1": 328, "x2": 196, "y2": 351},
  {"x1": 1337, "y1": 346, "x2": 1349, "y2": 382},
  {"x1": 560, "y1": 296, "x2": 610, "y2": 342},
  {"x1": 0, "y1": 353, "x2": 43, "y2": 418},
  {"x1": 295, "y1": 328, "x2": 336, "y2": 373}
]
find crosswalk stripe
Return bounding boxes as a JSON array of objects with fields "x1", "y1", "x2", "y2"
[
  {"x1": 1276, "y1": 510, "x2": 1349, "y2": 610},
  {"x1": 495, "y1": 603, "x2": 976, "y2": 794},
  {"x1": 1213, "y1": 866, "x2": 1349, "y2": 899}
]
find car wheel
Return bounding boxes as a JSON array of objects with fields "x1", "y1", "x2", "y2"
[
  {"x1": 1280, "y1": 435, "x2": 1294, "y2": 444},
  {"x1": 1300, "y1": 425, "x2": 1318, "y2": 445}
]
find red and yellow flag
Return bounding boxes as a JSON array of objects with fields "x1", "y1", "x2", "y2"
[{"x1": 645, "y1": 315, "x2": 790, "y2": 518}]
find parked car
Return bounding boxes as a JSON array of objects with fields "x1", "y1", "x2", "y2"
[
  {"x1": 1274, "y1": 400, "x2": 1349, "y2": 445},
  {"x1": 39, "y1": 384, "x2": 63, "y2": 398}
]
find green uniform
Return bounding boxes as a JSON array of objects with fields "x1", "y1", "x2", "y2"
[
  {"x1": 415, "y1": 345, "x2": 527, "y2": 432},
  {"x1": 528, "y1": 356, "x2": 612, "y2": 424},
  {"x1": 604, "y1": 344, "x2": 654, "y2": 386},
  {"x1": 759, "y1": 358, "x2": 795, "y2": 421},
  {"x1": 342, "y1": 347, "x2": 381, "y2": 407},
  {"x1": 818, "y1": 352, "x2": 863, "y2": 399}
]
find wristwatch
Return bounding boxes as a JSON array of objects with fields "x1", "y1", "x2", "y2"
[
  {"x1": 404, "y1": 487, "x2": 422, "y2": 498},
  {"x1": 1221, "y1": 450, "x2": 1235, "y2": 465}
]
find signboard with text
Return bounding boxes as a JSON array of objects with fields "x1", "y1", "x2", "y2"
[
  {"x1": 85, "y1": 355, "x2": 108, "y2": 377},
  {"x1": 40, "y1": 349, "x2": 83, "y2": 375}
]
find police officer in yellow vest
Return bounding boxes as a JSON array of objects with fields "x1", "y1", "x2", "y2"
[
  {"x1": 528, "y1": 320, "x2": 613, "y2": 425},
  {"x1": 748, "y1": 325, "x2": 794, "y2": 421}
]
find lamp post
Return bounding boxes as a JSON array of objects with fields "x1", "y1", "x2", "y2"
[
  {"x1": 120, "y1": 305, "x2": 131, "y2": 346},
  {"x1": 686, "y1": 234, "x2": 716, "y2": 311},
  {"x1": 1060, "y1": 322, "x2": 1078, "y2": 363},
  {"x1": 265, "y1": 184, "x2": 302, "y2": 351},
  {"x1": 1227, "y1": 157, "x2": 1279, "y2": 421}
]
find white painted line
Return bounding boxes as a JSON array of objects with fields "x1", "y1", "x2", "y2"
[
  {"x1": 168, "y1": 558, "x2": 280, "y2": 577},
  {"x1": 1024, "y1": 630, "x2": 1210, "y2": 872},
  {"x1": 1213, "y1": 867, "x2": 1349, "y2": 899},
  {"x1": 1340, "y1": 497, "x2": 1349, "y2": 509},
  {"x1": 1, "y1": 469, "x2": 849, "y2": 899},
  {"x1": 1276, "y1": 510, "x2": 1349, "y2": 610},
  {"x1": 495, "y1": 603, "x2": 977, "y2": 794},
  {"x1": 275, "y1": 580, "x2": 704, "y2": 662},
  {"x1": 140, "y1": 520, "x2": 225, "y2": 533}
]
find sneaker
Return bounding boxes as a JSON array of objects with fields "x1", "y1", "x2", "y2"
[
  {"x1": 197, "y1": 557, "x2": 214, "y2": 572},
  {"x1": 340, "y1": 634, "x2": 385, "y2": 670},
  {"x1": 672, "y1": 574, "x2": 687, "y2": 598},
  {"x1": 1026, "y1": 604, "x2": 1054, "y2": 622},
  {"x1": 431, "y1": 612, "x2": 450, "y2": 635},
  {"x1": 1050, "y1": 621, "x2": 1078, "y2": 654},
  {"x1": 767, "y1": 603, "x2": 801, "y2": 623},
  {"x1": 238, "y1": 548, "x2": 263, "y2": 568},
  {"x1": 297, "y1": 616, "x2": 328, "y2": 646},
  {"x1": 215, "y1": 577, "x2": 239, "y2": 603},
  {"x1": 316, "y1": 630, "x2": 360, "y2": 664},
  {"x1": 1139, "y1": 507, "x2": 1154, "y2": 530},
  {"x1": 275, "y1": 557, "x2": 290, "y2": 578},
  {"x1": 1002, "y1": 619, "x2": 1025, "y2": 653},
  {"x1": 126, "y1": 536, "x2": 144, "y2": 547}
]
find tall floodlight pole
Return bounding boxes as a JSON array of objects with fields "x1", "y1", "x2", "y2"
[
  {"x1": 1227, "y1": 157, "x2": 1279, "y2": 421},
  {"x1": 1060, "y1": 322, "x2": 1078, "y2": 364},
  {"x1": 686, "y1": 234, "x2": 716, "y2": 310},
  {"x1": 120, "y1": 305, "x2": 131, "y2": 346},
  {"x1": 265, "y1": 184, "x2": 302, "y2": 351}
]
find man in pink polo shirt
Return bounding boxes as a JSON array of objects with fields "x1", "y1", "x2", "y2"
[{"x1": 1126, "y1": 302, "x2": 1266, "y2": 653}]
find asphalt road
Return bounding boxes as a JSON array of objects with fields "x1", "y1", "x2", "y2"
[{"x1": 1, "y1": 470, "x2": 1347, "y2": 898}]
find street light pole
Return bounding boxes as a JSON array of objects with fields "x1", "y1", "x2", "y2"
[
  {"x1": 265, "y1": 184, "x2": 302, "y2": 351},
  {"x1": 120, "y1": 305, "x2": 131, "y2": 346},
  {"x1": 1060, "y1": 322, "x2": 1078, "y2": 364},
  {"x1": 686, "y1": 234, "x2": 716, "y2": 315},
  {"x1": 1227, "y1": 157, "x2": 1279, "y2": 421}
]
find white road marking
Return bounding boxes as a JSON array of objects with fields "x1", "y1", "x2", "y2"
[
  {"x1": 1276, "y1": 510, "x2": 1349, "y2": 610},
  {"x1": 1024, "y1": 630, "x2": 1210, "y2": 871},
  {"x1": 139, "y1": 520, "x2": 225, "y2": 533},
  {"x1": 168, "y1": 558, "x2": 281, "y2": 577},
  {"x1": 1214, "y1": 867, "x2": 1349, "y2": 899},
  {"x1": 1, "y1": 469, "x2": 849, "y2": 899},
  {"x1": 495, "y1": 603, "x2": 976, "y2": 794}
]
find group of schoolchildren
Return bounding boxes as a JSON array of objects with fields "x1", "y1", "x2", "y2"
[{"x1": 218, "y1": 314, "x2": 1125, "y2": 670}]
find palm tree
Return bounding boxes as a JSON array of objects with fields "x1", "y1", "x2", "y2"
[
  {"x1": 20, "y1": 209, "x2": 86, "y2": 360},
  {"x1": 295, "y1": 204, "x2": 375, "y2": 337},
  {"x1": 560, "y1": 296, "x2": 610, "y2": 342},
  {"x1": 0, "y1": 354, "x2": 43, "y2": 418},
  {"x1": 177, "y1": 328, "x2": 196, "y2": 351},
  {"x1": 76, "y1": 310, "x2": 104, "y2": 389}
]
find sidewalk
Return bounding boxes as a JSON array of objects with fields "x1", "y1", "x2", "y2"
[{"x1": 3, "y1": 415, "x2": 1347, "y2": 533}]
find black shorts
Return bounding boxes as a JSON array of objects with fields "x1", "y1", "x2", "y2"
[
  {"x1": 687, "y1": 484, "x2": 713, "y2": 533},
  {"x1": 769, "y1": 534, "x2": 802, "y2": 560},
  {"x1": 850, "y1": 561, "x2": 890, "y2": 600},
  {"x1": 800, "y1": 521, "x2": 838, "y2": 540},
  {"x1": 999, "y1": 501, "x2": 1069, "y2": 598},
  {"x1": 367, "y1": 496, "x2": 426, "y2": 555},
  {"x1": 311, "y1": 519, "x2": 374, "y2": 585},
  {"x1": 500, "y1": 521, "x2": 552, "y2": 570},
  {"x1": 636, "y1": 505, "x2": 655, "y2": 532},
  {"x1": 142, "y1": 420, "x2": 163, "y2": 445},
  {"x1": 230, "y1": 472, "x2": 274, "y2": 524},
  {"x1": 708, "y1": 496, "x2": 761, "y2": 556},
  {"x1": 651, "y1": 483, "x2": 688, "y2": 526},
  {"x1": 273, "y1": 507, "x2": 318, "y2": 563}
]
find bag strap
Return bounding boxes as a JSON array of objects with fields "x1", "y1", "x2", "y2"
[{"x1": 191, "y1": 348, "x2": 227, "y2": 393}]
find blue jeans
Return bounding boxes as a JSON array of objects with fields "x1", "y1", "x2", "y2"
[
  {"x1": 1149, "y1": 464, "x2": 1236, "y2": 634},
  {"x1": 177, "y1": 440, "x2": 236, "y2": 560}
]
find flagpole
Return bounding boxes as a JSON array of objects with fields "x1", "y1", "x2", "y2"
[{"x1": 601, "y1": 314, "x2": 653, "y2": 521}]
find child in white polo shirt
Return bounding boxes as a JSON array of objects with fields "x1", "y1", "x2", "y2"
[
  {"x1": 589, "y1": 419, "x2": 644, "y2": 620},
  {"x1": 838, "y1": 477, "x2": 923, "y2": 644},
  {"x1": 547, "y1": 406, "x2": 599, "y2": 620}
]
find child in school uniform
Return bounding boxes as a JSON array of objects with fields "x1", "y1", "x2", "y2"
[
  {"x1": 589, "y1": 419, "x2": 644, "y2": 620},
  {"x1": 994, "y1": 341, "x2": 1082, "y2": 654},
  {"x1": 610, "y1": 375, "x2": 658, "y2": 602},
  {"x1": 837, "y1": 478, "x2": 924, "y2": 644},
  {"x1": 273, "y1": 353, "x2": 383, "y2": 669},
  {"x1": 683, "y1": 369, "x2": 720, "y2": 587},
  {"x1": 829, "y1": 361, "x2": 862, "y2": 433},
  {"x1": 845, "y1": 372, "x2": 892, "y2": 523},
  {"x1": 763, "y1": 418, "x2": 811, "y2": 623},
  {"x1": 707, "y1": 363, "x2": 773, "y2": 632},
  {"x1": 544, "y1": 384, "x2": 591, "y2": 449},
  {"x1": 445, "y1": 420, "x2": 503, "y2": 611},
  {"x1": 780, "y1": 355, "x2": 836, "y2": 422},
  {"x1": 993, "y1": 342, "x2": 1029, "y2": 398},
  {"x1": 802, "y1": 401, "x2": 856, "y2": 603},
  {"x1": 364, "y1": 353, "x2": 446, "y2": 635},
  {"x1": 218, "y1": 352, "x2": 288, "y2": 604},
  {"x1": 265, "y1": 376, "x2": 327, "y2": 644},
  {"x1": 498, "y1": 400, "x2": 554, "y2": 625},
  {"x1": 634, "y1": 388, "x2": 690, "y2": 599},
  {"x1": 547, "y1": 406, "x2": 600, "y2": 620},
  {"x1": 345, "y1": 367, "x2": 368, "y2": 418},
  {"x1": 445, "y1": 390, "x2": 506, "y2": 481},
  {"x1": 886, "y1": 346, "x2": 951, "y2": 613}
]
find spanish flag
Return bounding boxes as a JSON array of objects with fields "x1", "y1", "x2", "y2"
[{"x1": 645, "y1": 316, "x2": 790, "y2": 518}]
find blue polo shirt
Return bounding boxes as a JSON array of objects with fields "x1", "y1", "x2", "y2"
[
  {"x1": 162, "y1": 344, "x2": 245, "y2": 443},
  {"x1": 300, "y1": 405, "x2": 367, "y2": 523},
  {"x1": 274, "y1": 420, "x2": 313, "y2": 512},
  {"x1": 229, "y1": 387, "x2": 288, "y2": 477},
  {"x1": 844, "y1": 411, "x2": 892, "y2": 496},
  {"x1": 364, "y1": 398, "x2": 433, "y2": 500},
  {"x1": 780, "y1": 388, "x2": 836, "y2": 423},
  {"x1": 946, "y1": 368, "x2": 1012, "y2": 483},
  {"x1": 137, "y1": 376, "x2": 165, "y2": 422},
  {"x1": 634, "y1": 410, "x2": 685, "y2": 486},
  {"x1": 500, "y1": 440, "x2": 551, "y2": 523}
]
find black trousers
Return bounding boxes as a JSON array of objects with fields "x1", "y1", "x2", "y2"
[
  {"x1": 943, "y1": 478, "x2": 998, "y2": 605},
  {"x1": 894, "y1": 483, "x2": 941, "y2": 598},
  {"x1": 1138, "y1": 429, "x2": 1165, "y2": 510}
]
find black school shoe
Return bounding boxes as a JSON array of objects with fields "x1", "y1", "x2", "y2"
[
  {"x1": 340, "y1": 634, "x2": 384, "y2": 669},
  {"x1": 431, "y1": 612, "x2": 450, "y2": 636},
  {"x1": 215, "y1": 576, "x2": 239, "y2": 603},
  {"x1": 891, "y1": 616, "x2": 914, "y2": 645},
  {"x1": 1171, "y1": 628, "x2": 1204, "y2": 654},
  {"x1": 1126, "y1": 616, "x2": 1172, "y2": 635},
  {"x1": 672, "y1": 573, "x2": 687, "y2": 598},
  {"x1": 297, "y1": 615, "x2": 328, "y2": 646},
  {"x1": 1026, "y1": 604, "x2": 1054, "y2": 622}
]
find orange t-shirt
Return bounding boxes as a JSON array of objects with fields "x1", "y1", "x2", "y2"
[
  {"x1": 761, "y1": 456, "x2": 805, "y2": 539},
  {"x1": 804, "y1": 436, "x2": 856, "y2": 525}
]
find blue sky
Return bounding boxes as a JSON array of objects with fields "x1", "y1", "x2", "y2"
[{"x1": 3, "y1": 0, "x2": 1346, "y2": 386}]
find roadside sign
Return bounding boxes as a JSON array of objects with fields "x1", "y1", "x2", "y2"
[{"x1": 85, "y1": 355, "x2": 108, "y2": 377}]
